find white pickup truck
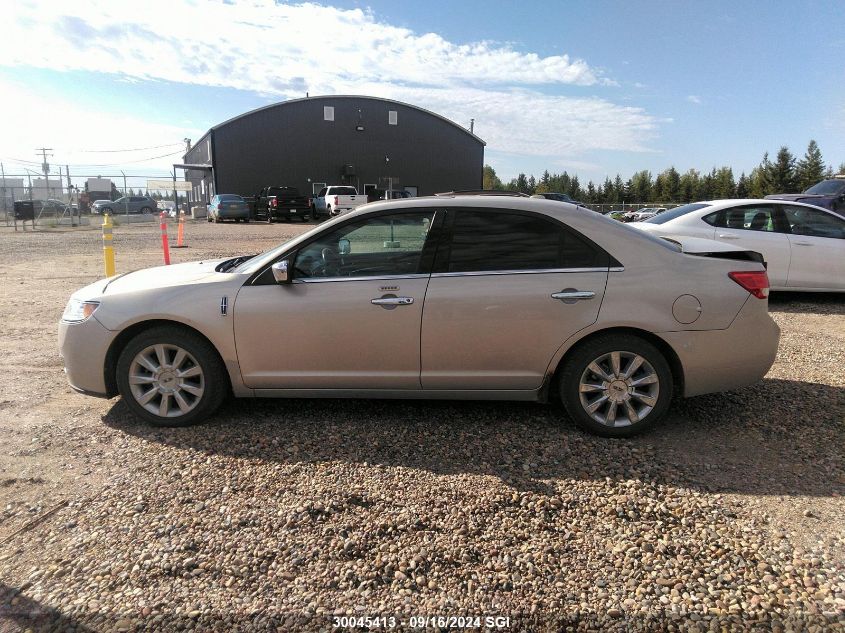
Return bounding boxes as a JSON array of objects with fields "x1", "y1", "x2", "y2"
[{"x1": 312, "y1": 186, "x2": 368, "y2": 219}]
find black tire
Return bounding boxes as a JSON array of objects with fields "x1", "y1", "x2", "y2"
[
  {"x1": 141, "y1": 207, "x2": 152, "y2": 215},
  {"x1": 116, "y1": 326, "x2": 229, "y2": 427},
  {"x1": 244, "y1": 218, "x2": 250, "y2": 223},
  {"x1": 266, "y1": 212, "x2": 273, "y2": 224},
  {"x1": 558, "y1": 334, "x2": 673, "y2": 438}
]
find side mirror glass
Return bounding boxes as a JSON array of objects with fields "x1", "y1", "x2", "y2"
[
  {"x1": 271, "y1": 259, "x2": 291, "y2": 284},
  {"x1": 338, "y1": 238, "x2": 351, "y2": 255}
]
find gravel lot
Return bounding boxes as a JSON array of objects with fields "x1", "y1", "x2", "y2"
[{"x1": 0, "y1": 219, "x2": 843, "y2": 631}]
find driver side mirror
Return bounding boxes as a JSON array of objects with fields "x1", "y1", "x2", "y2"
[{"x1": 271, "y1": 259, "x2": 291, "y2": 284}]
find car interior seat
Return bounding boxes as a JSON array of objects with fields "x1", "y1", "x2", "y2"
[{"x1": 750, "y1": 211, "x2": 769, "y2": 230}]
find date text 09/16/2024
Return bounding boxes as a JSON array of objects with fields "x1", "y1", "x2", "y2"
[{"x1": 331, "y1": 615, "x2": 512, "y2": 629}]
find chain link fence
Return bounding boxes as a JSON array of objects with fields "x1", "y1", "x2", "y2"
[{"x1": 0, "y1": 172, "x2": 192, "y2": 228}]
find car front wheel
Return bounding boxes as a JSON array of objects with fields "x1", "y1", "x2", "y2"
[
  {"x1": 116, "y1": 326, "x2": 228, "y2": 427},
  {"x1": 558, "y1": 334, "x2": 673, "y2": 438}
]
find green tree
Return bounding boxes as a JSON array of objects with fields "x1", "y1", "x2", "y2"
[
  {"x1": 629, "y1": 170, "x2": 652, "y2": 203},
  {"x1": 838, "y1": 162, "x2": 845, "y2": 176},
  {"x1": 678, "y1": 169, "x2": 699, "y2": 203},
  {"x1": 795, "y1": 140, "x2": 825, "y2": 191},
  {"x1": 514, "y1": 173, "x2": 530, "y2": 194},
  {"x1": 712, "y1": 166, "x2": 736, "y2": 199},
  {"x1": 735, "y1": 173, "x2": 749, "y2": 198},
  {"x1": 769, "y1": 146, "x2": 797, "y2": 193},
  {"x1": 655, "y1": 167, "x2": 680, "y2": 202},
  {"x1": 482, "y1": 165, "x2": 503, "y2": 190}
]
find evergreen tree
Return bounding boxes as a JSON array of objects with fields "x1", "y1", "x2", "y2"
[
  {"x1": 655, "y1": 167, "x2": 680, "y2": 202},
  {"x1": 769, "y1": 146, "x2": 797, "y2": 193},
  {"x1": 838, "y1": 162, "x2": 845, "y2": 176},
  {"x1": 678, "y1": 169, "x2": 698, "y2": 203},
  {"x1": 736, "y1": 173, "x2": 749, "y2": 198},
  {"x1": 586, "y1": 181, "x2": 597, "y2": 203},
  {"x1": 515, "y1": 173, "x2": 529, "y2": 194},
  {"x1": 630, "y1": 170, "x2": 652, "y2": 203},
  {"x1": 795, "y1": 140, "x2": 825, "y2": 191},
  {"x1": 527, "y1": 175, "x2": 537, "y2": 194},
  {"x1": 712, "y1": 166, "x2": 736, "y2": 199}
]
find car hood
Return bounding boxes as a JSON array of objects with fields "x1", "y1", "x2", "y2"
[{"x1": 100, "y1": 259, "x2": 229, "y2": 295}]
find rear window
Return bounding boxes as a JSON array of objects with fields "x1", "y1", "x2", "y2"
[
  {"x1": 329, "y1": 187, "x2": 358, "y2": 196},
  {"x1": 643, "y1": 203, "x2": 711, "y2": 224},
  {"x1": 218, "y1": 194, "x2": 243, "y2": 201},
  {"x1": 804, "y1": 180, "x2": 845, "y2": 195},
  {"x1": 268, "y1": 187, "x2": 300, "y2": 197}
]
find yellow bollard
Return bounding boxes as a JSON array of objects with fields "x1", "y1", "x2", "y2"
[{"x1": 102, "y1": 213, "x2": 116, "y2": 277}]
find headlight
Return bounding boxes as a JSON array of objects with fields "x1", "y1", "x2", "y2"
[{"x1": 62, "y1": 299, "x2": 100, "y2": 323}]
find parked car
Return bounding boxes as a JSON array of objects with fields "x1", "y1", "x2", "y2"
[
  {"x1": 630, "y1": 199, "x2": 845, "y2": 291},
  {"x1": 59, "y1": 194, "x2": 779, "y2": 437},
  {"x1": 765, "y1": 175, "x2": 845, "y2": 217},
  {"x1": 312, "y1": 186, "x2": 368, "y2": 219},
  {"x1": 93, "y1": 196, "x2": 157, "y2": 215},
  {"x1": 631, "y1": 207, "x2": 668, "y2": 221},
  {"x1": 207, "y1": 194, "x2": 250, "y2": 223},
  {"x1": 367, "y1": 189, "x2": 413, "y2": 202},
  {"x1": 90, "y1": 200, "x2": 113, "y2": 215},
  {"x1": 252, "y1": 186, "x2": 310, "y2": 223},
  {"x1": 533, "y1": 192, "x2": 586, "y2": 206}
]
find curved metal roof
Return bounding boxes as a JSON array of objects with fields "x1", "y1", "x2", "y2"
[{"x1": 207, "y1": 95, "x2": 486, "y2": 146}]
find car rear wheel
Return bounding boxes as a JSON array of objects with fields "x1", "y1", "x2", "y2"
[
  {"x1": 141, "y1": 207, "x2": 152, "y2": 214},
  {"x1": 116, "y1": 326, "x2": 228, "y2": 427},
  {"x1": 558, "y1": 334, "x2": 673, "y2": 437}
]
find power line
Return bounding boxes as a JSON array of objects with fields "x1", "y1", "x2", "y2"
[
  {"x1": 78, "y1": 142, "x2": 184, "y2": 153},
  {"x1": 0, "y1": 149, "x2": 184, "y2": 169}
]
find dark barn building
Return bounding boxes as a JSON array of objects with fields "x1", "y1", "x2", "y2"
[{"x1": 181, "y1": 95, "x2": 485, "y2": 203}]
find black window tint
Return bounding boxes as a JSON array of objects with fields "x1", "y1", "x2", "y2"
[
  {"x1": 643, "y1": 202, "x2": 711, "y2": 224},
  {"x1": 446, "y1": 210, "x2": 603, "y2": 273},
  {"x1": 783, "y1": 206, "x2": 845, "y2": 239},
  {"x1": 702, "y1": 211, "x2": 725, "y2": 227}
]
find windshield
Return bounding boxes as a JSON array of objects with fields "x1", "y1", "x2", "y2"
[
  {"x1": 642, "y1": 202, "x2": 711, "y2": 224},
  {"x1": 804, "y1": 180, "x2": 845, "y2": 195},
  {"x1": 218, "y1": 194, "x2": 243, "y2": 201}
]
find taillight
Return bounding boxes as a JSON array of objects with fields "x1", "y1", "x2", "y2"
[
  {"x1": 270, "y1": 198, "x2": 277, "y2": 208},
  {"x1": 334, "y1": 196, "x2": 339, "y2": 206},
  {"x1": 729, "y1": 271, "x2": 769, "y2": 299}
]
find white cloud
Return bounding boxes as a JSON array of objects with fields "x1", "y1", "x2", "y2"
[
  {"x1": 0, "y1": 0, "x2": 662, "y2": 168},
  {"x1": 686, "y1": 95, "x2": 702, "y2": 104},
  {"x1": 0, "y1": 76, "x2": 202, "y2": 183}
]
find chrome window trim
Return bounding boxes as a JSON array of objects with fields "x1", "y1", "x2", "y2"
[
  {"x1": 430, "y1": 267, "x2": 613, "y2": 278},
  {"x1": 296, "y1": 273, "x2": 431, "y2": 284}
]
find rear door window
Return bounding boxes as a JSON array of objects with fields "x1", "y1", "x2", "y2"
[
  {"x1": 441, "y1": 209, "x2": 606, "y2": 273},
  {"x1": 783, "y1": 205, "x2": 845, "y2": 239},
  {"x1": 712, "y1": 205, "x2": 781, "y2": 232}
]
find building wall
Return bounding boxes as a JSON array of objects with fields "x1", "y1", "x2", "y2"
[{"x1": 184, "y1": 96, "x2": 484, "y2": 202}]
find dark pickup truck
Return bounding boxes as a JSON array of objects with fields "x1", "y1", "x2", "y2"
[
  {"x1": 766, "y1": 176, "x2": 845, "y2": 218},
  {"x1": 251, "y1": 186, "x2": 311, "y2": 223}
]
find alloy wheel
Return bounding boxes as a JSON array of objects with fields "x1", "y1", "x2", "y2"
[
  {"x1": 128, "y1": 343, "x2": 205, "y2": 418},
  {"x1": 578, "y1": 351, "x2": 659, "y2": 428}
]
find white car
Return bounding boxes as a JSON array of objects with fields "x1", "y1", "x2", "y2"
[
  {"x1": 630, "y1": 199, "x2": 845, "y2": 291},
  {"x1": 634, "y1": 207, "x2": 667, "y2": 221}
]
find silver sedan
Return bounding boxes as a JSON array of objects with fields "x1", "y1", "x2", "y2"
[{"x1": 59, "y1": 195, "x2": 780, "y2": 437}]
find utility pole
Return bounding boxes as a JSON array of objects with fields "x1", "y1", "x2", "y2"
[
  {"x1": 36, "y1": 147, "x2": 54, "y2": 198},
  {"x1": 1, "y1": 161, "x2": 6, "y2": 225},
  {"x1": 121, "y1": 170, "x2": 128, "y2": 216}
]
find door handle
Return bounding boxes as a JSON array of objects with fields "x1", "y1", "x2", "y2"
[
  {"x1": 551, "y1": 290, "x2": 595, "y2": 302},
  {"x1": 718, "y1": 233, "x2": 739, "y2": 239},
  {"x1": 792, "y1": 241, "x2": 813, "y2": 246},
  {"x1": 371, "y1": 296, "x2": 414, "y2": 306}
]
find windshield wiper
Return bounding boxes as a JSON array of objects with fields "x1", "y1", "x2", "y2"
[{"x1": 216, "y1": 255, "x2": 256, "y2": 272}]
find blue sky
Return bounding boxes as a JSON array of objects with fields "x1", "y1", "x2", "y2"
[{"x1": 0, "y1": 0, "x2": 842, "y2": 189}]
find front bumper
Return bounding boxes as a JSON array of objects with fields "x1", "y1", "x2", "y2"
[
  {"x1": 58, "y1": 316, "x2": 117, "y2": 398},
  {"x1": 659, "y1": 297, "x2": 780, "y2": 397}
]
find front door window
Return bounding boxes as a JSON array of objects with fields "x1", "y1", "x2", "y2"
[{"x1": 294, "y1": 212, "x2": 435, "y2": 279}]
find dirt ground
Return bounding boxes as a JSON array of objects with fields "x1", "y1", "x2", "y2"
[{"x1": 0, "y1": 219, "x2": 842, "y2": 630}]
